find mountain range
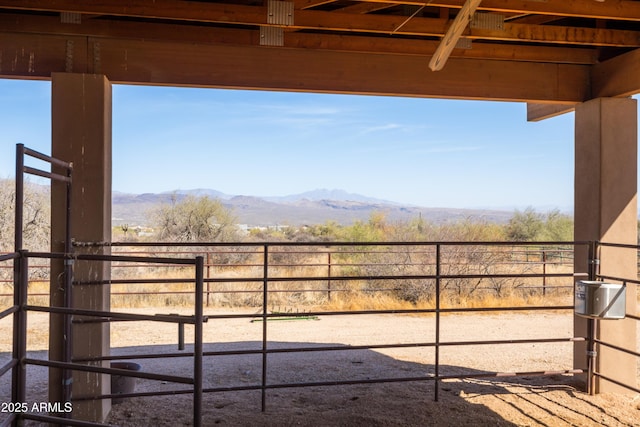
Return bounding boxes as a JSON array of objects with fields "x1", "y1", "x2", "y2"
[{"x1": 112, "y1": 188, "x2": 515, "y2": 227}]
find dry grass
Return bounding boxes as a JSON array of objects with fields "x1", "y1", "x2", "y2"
[
  {"x1": 0, "y1": 249, "x2": 632, "y2": 314},
  {"x1": 320, "y1": 291, "x2": 572, "y2": 314},
  {"x1": 0, "y1": 280, "x2": 50, "y2": 308},
  {"x1": 0, "y1": 280, "x2": 575, "y2": 315},
  {"x1": 322, "y1": 292, "x2": 427, "y2": 311}
]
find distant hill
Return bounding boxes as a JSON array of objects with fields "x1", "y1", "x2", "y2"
[
  {"x1": 112, "y1": 188, "x2": 514, "y2": 227},
  {"x1": 265, "y1": 189, "x2": 398, "y2": 205}
]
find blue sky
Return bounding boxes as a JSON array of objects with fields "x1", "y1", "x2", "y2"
[{"x1": 0, "y1": 78, "x2": 578, "y2": 210}]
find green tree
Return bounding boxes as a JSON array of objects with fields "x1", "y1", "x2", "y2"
[
  {"x1": 153, "y1": 194, "x2": 239, "y2": 242},
  {"x1": 506, "y1": 207, "x2": 544, "y2": 241},
  {"x1": 339, "y1": 212, "x2": 388, "y2": 242},
  {"x1": 539, "y1": 209, "x2": 573, "y2": 241}
]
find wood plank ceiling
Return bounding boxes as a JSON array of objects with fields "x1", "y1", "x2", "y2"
[{"x1": 2, "y1": 0, "x2": 640, "y2": 119}]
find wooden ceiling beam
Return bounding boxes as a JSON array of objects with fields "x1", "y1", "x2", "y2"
[
  {"x1": 429, "y1": 0, "x2": 640, "y2": 21},
  {"x1": 0, "y1": 32, "x2": 90, "y2": 75},
  {"x1": 529, "y1": 47, "x2": 640, "y2": 122},
  {"x1": 526, "y1": 103, "x2": 576, "y2": 122},
  {"x1": 0, "y1": 2, "x2": 638, "y2": 48},
  {"x1": 4, "y1": 0, "x2": 640, "y2": 22},
  {"x1": 592, "y1": 47, "x2": 640, "y2": 98},
  {"x1": 0, "y1": 14, "x2": 598, "y2": 65},
  {"x1": 470, "y1": 22, "x2": 640, "y2": 48},
  {"x1": 336, "y1": 2, "x2": 396, "y2": 14},
  {"x1": 505, "y1": 14, "x2": 564, "y2": 25},
  {"x1": 0, "y1": 32, "x2": 590, "y2": 103},
  {"x1": 358, "y1": 0, "x2": 640, "y2": 21},
  {"x1": 0, "y1": 0, "x2": 268, "y2": 25},
  {"x1": 286, "y1": 33, "x2": 597, "y2": 64},
  {"x1": 294, "y1": 0, "x2": 337, "y2": 10},
  {"x1": 293, "y1": 10, "x2": 640, "y2": 47}
]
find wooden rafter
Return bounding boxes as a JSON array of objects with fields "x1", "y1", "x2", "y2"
[
  {"x1": 336, "y1": 2, "x2": 396, "y2": 14},
  {"x1": 0, "y1": 31, "x2": 591, "y2": 103},
  {"x1": 0, "y1": 0, "x2": 640, "y2": 47},
  {"x1": 429, "y1": 0, "x2": 482, "y2": 71},
  {"x1": 2, "y1": 0, "x2": 640, "y2": 104},
  {"x1": 3, "y1": 0, "x2": 640, "y2": 21},
  {"x1": 0, "y1": 13, "x2": 598, "y2": 65}
]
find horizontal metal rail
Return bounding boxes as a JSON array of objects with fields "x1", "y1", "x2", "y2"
[
  {"x1": 27, "y1": 251, "x2": 198, "y2": 265},
  {"x1": 0, "y1": 305, "x2": 18, "y2": 321},
  {"x1": 73, "y1": 271, "x2": 579, "y2": 286},
  {"x1": 25, "y1": 305, "x2": 207, "y2": 325},
  {"x1": 73, "y1": 369, "x2": 585, "y2": 403},
  {"x1": 25, "y1": 358, "x2": 194, "y2": 385},
  {"x1": 0, "y1": 253, "x2": 19, "y2": 262},
  {"x1": 77, "y1": 240, "x2": 590, "y2": 248},
  {"x1": 22, "y1": 166, "x2": 71, "y2": 183},
  {"x1": 596, "y1": 274, "x2": 640, "y2": 286},
  {"x1": 593, "y1": 372, "x2": 640, "y2": 395},
  {"x1": 5, "y1": 287, "x2": 568, "y2": 302},
  {"x1": 594, "y1": 339, "x2": 640, "y2": 358},
  {"x1": 74, "y1": 335, "x2": 584, "y2": 363},
  {"x1": 72, "y1": 387, "x2": 195, "y2": 402},
  {"x1": 627, "y1": 313, "x2": 640, "y2": 322},
  {"x1": 23, "y1": 145, "x2": 72, "y2": 169},
  {"x1": 0, "y1": 359, "x2": 18, "y2": 378}
]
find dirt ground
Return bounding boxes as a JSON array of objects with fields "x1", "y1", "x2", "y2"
[{"x1": 1, "y1": 309, "x2": 639, "y2": 426}]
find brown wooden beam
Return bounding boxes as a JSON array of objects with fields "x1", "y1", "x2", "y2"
[
  {"x1": 0, "y1": 1, "x2": 639, "y2": 48},
  {"x1": 531, "y1": 46, "x2": 640, "y2": 118},
  {"x1": 0, "y1": 0, "x2": 268, "y2": 25},
  {"x1": 4, "y1": 0, "x2": 640, "y2": 22},
  {"x1": 470, "y1": 23, "x2": 640, "y2": 48},
  {"x1": 286, "y1": 33, "x2": 597, "y2": 64},
  {"x1": 592, "y1": 48, "x2": 640, "y2": 98},
  {"x1": 0, "y1": 32, "x2": 90, "y2": 76},
  {"x1": 336, "y1": 2, "x2": 396, "y2": 14},
  {"x1": 95, "y1": 39, "x2": 590, "y2": 102},
  {"x1": 0, "y1": 33, "x2": 591, "y2": 103},
  {"x1": 294, "y1": 0, "x2": 337, "y2": 10},
  {"x1": 429, "y1": 0, "x2": 640, "y2": 21},
  {"x1": 526, "y1": 103, "x2": 576, "y2": 122},
  {"x1": 293, "y1": 10, "x2": 640, "y2": 47},
  {"x1": 0, "y1": 15, "x2": 598, "y2": 65},
  {"x1": 505, "y1": 14, "x2": 564, "y2": 25},
  {"x1": 346, "y1": 0, "x2": 640, "y2": 21}
]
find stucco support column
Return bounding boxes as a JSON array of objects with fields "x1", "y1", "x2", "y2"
[
  {"x1": 574, "y1": 97, "x2": 638, "y2": 393},
  {"x1": 50, "y1": 73, "x2": 112, "y2": 421}
]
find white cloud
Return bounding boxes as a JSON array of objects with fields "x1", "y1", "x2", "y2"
[{"x1": 359, "y1": 123, "x2": 403, "y2": 134}]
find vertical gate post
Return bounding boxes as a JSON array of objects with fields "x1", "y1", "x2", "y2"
[
  {"x1": 261, "y1": 244, "x2": 269, "y2": 412},
  {"x1": 11, "y1": 251, "x2": 28, "y2": 410},
  {"x1": 194, "y1": 256, "x2": 204, "y2": 427},
  {"x1": 327, "y1": 251, "x2": 332, "y2": 302},
  {"x1": 434, "y1": 243, "x2": 441, "y2": 402}
]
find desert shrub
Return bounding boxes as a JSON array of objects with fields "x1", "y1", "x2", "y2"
[{"x1": 153, "y1": 194, "x2": 241, "y2": 242}]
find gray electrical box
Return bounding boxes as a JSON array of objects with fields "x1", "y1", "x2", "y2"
[{"x1": 575, "y1": 280, "x2": 626, "y2": 319}]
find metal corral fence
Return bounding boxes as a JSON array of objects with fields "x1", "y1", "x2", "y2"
[
  {"x1": 1, "y1": 243, "x2": 577, "y2": 304},
  {"x1": 1, "y1": 240, "x2": 605, "y2": 427},
  {"x1": 0, "y1": 250, "x2": 205, "y2": 427}
]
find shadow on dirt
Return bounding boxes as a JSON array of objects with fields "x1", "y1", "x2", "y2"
[
  {"x1": 0, "y1": 342, "x2": 633, "y2": 427},
  {"x1": 97, "y1": 341, "x2": 596, "y2": 427}
]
